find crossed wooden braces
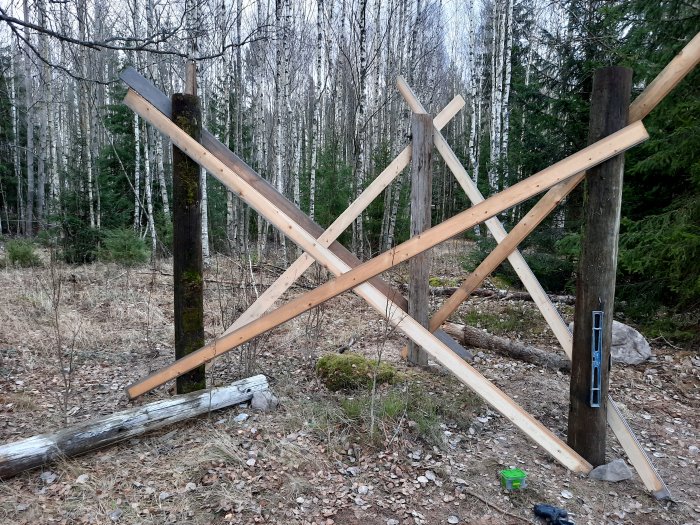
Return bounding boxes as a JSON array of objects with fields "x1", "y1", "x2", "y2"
[{"x1": 120, "y1": 33, "x2": 698, "y2": 499}]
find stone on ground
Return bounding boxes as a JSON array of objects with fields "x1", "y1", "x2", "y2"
[
  {"x1": 251, "y1": 390, "x2": 279, "y2": 411},
  {"x1": 589, "y1": 459, "x2": 633, "y2": 482}
]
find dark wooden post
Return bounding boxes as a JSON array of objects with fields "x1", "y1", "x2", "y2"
[
  {"x1": 172, "y1": 66, "x2": 206, "y2": 394},
  {"x1": 407, "y1": 112, "x2": 433, "y2": 366},
  {"x1": 567, "y1": 66, "x2": 632, "y2": 465}
]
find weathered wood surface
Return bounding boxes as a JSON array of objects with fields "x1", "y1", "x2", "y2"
[
  {"x1": 442, "y1": 322, "x2": 571, "y2": 371},
  {"x1": 408, "y1": 112, "x2": 433, "y2": 366},
  {"x1": 120, "y1": 68, "x2": 471, "y2": 364},
  {"x1": 172, "y1": 93, "x2": 206, "y2": 394},
  {"x1": 0, "y1": 376, "x2": 268, "y2": 479},
  {"x1": 568, "y1": 66, "x2": 632, "y2": 466},
  {"x1": 122, "y1": 92, "x2": 646, "y2": 399}
]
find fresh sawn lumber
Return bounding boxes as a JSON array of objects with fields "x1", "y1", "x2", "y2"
[{"x1": 0, "y1": 375, "x2": 267, "y2": 479}]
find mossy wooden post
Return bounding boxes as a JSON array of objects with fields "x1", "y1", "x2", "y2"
[
  {"x1": 407, "y1": 112, "x2": 433, "y2": 367},
  {"x1": 172, "y1": 66, "x2": 205, "y2": 394},
  {"x1": 567, "y1": 66, "x2": 632, "y2": 466}
]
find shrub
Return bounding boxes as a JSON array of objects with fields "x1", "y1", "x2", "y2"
[
  {"x1": 99, "y1": 228, "x2": 150, "y2": 266},
  {"x1": 62, "y1": 217, "x2": 102, "y2": 264},
  {"x1": 315, "y1": 353, "x2": 397, "y2": 392},
  {"x1": 6, "y1": 240, "x2": 41, "y2": 267}
]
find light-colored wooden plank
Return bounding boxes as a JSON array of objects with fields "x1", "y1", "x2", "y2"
[
  {"x1": 0, "y1": 376, "x2": 268, "y2": 479},
  {"x1": 607, "y1": 398, "x2": 670, "y2": 499},
  {"x1": 397, "y1": 77, "x2": 573, "y2": 351},
  {"x1": 226, "y1": 95, "x2": 464, "y2": 333},
  {"x1": 123, "y1": 91, "x2": 647, "y2": 472},
  {"x1": 628, "y1": 32, "x2": 700, "y2": 122},
  {"x1": 124, "y1": 87, "x2": 646, "y2": 399},
  {"x1": 398, "y1": 39, "x2": 700, "y2": 493},
  {"x1": 119, "y1": 67, "x2": 412, "y2": 324}
]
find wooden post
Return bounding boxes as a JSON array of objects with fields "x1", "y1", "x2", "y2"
[
  {"x1": 172, "y1": 89, "x2": 206, "y2": 394},
  {"x1": 568, "y1": 66, "x2": 632, "y2": 466},
  {"x1": 408, "y1": 112, "x2": 433, "y2": 366}
]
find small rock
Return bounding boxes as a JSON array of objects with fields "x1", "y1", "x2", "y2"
[
  {"x1": 424, "y1": 470, "x2": 436, "y2": 481},
  {"x1": 158, "y1": 491, "x2": 171, "y2": 501},
  {"x1": 40, "y1": 471, "x2": 57, "y2": 484},
  {"x1": 417, "y1": 475, "x2": 429, "y2": 485},
  {"x1": 296, "y1": 497, "x2": 305, "y2": 504},
  {"x1": 251, "y1": 390, "x2": 279, "y2": 412},
  {"x1": 233, "y1": 413, "x2": 249, "y2": 423},
  {"x1": 76, "y1": 474, "x2": 89, "y2": 484},
  {"x1": 346, "y1": 466, "x2": 360, "y2": 476},
  {"x1": 354, "y1": 496, "x2": 366, "y2": 506},
  {"x1": 185, "y1": 482, "x2": 197, "y2": 491},
  {"x1": 16, "y1": 503, "x2": 29, "y2": 512},
  {"x1": 108, "y1": 509, "x2": 123, "y2": 522},
  {"x1": 569, "y1": 321, "x2": 652, "y2": 364},
  {"x1": 387, "y1": 520, "x2": 399, "y2": 525},
  {"x1": 358, "y1": 485, "x2": 369, "y2": 495},
  {"x1": 448, "y1": 516, "x2": 460, "y2": 524},
  {"x1": 589, "y1": 459, "x2": 633, "y2": 482},
  {"x1": 246, "y1": 458, "x2": 256, "y2": 467},
  {"x1": 688, "y1": 445, "x2": 699, "y2": 456},
  {"x1": 560, "y1": 489, "x2": 573, "y2": 499}
]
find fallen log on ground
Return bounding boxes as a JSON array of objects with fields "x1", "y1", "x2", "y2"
[
  {"x1": 0, "y1": 375, "x2": 268, "y2": 479},
  {"x1": 399, "y1": 284, "x2": 576, "y2": 305},
  {"x1": 441, "y1": 322, "x2": 570, "y2": 372}
]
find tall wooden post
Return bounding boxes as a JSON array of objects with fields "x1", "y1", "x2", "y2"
[
  {"x1": 172, "y1": 64, "x2": 206, "y2": 394},
  {"x1": 407, "y1": 112, "x2": 433, "y2": 366},
  {"x1": 568, "y1": 66, "x2": 632, "y2": 465}
]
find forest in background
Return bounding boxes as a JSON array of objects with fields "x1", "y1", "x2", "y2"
[{"x1": 0, "y1": 0, "x2": 697, "y2": 341}]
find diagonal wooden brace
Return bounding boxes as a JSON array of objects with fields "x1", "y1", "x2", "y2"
[
  {"x1": 397, "y1": 80, "x2": 668, "y2": 498},
  {"x1": 121, "y1": 88, "x2": 638, "y2": 472},
  {"x1": 224, "y1": 96, "x2": 464, "y2": 334},
  {"x1": 123, "y1": 87, "x2": 646, "y2": 471},
  {"x1": 120, "y1": 68, "x2": 471, "y2": 359},
  {"x1": 394, "y1": 31, "x2": 700, "y2": 497}
]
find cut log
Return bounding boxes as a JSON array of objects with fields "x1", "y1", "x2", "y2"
[
  {"x1": 442, "y1": 322, "x2": 570, "y2": 372},
  {"x1": 0, "y1": 375, "x2": 267, "y2": 479},
  {"x1": 399, "y1": 284, "x2": 576, "y2": 305}
]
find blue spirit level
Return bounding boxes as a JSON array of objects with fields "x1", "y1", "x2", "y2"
[{"x1": 590, "y1": 310, "x2": 604, "y2": 408}]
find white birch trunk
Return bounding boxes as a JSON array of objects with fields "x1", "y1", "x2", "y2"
[
  {"x1": 143, "y1": 124, "x2": 157, "y2": 259},
  {"x1": 23, "y1": 0, "x2": 34, "y2": 235},
  {"x1": 501, "y1": 0, "x2": 513, "y2": 189},
  {"x1": 133, "y1": 113, "x2": 142, "y2": 232},
  {"x1": 10, "y1": 48, "x2": 24, "y2": 233}
]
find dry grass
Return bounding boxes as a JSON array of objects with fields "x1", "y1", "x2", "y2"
[{"x1": 0, "y1": 251, "x2": 699, "y2": 524}]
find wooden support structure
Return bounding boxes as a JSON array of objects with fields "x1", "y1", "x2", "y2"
[
  {"x1": 393, "y1": 33, "x2": 700, "y2": 494},
  {"x1": 117, "y1": 42, "x2": 700, "y2": 477},
  {"x1": 120, "y1": 93, "x2": 645, "y2": 401},
  {"x1": 172, "y1": 91, "x2": 206, "y2": 394},
  {"x1": 0, "y1": 376, "x2": 268, "y2": 479},
  {"x1": 120, "y1": 68, "x2": 470, "y2": 360},
  {"x1": 568, "y1": 66, "x2": 633, "y2": 466},
  {"x1": 397, "y1": 77, "x2": 573, "y2": 352},
  {"x1": 628, "y1": 32, "x2": 700, "y2": 122},
  {"x1": 407, "y1": 112, "x2": 433, "y2": 366},
  {"x1": 122, "y1": 84, "x2": 646, "y2": 473}
]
